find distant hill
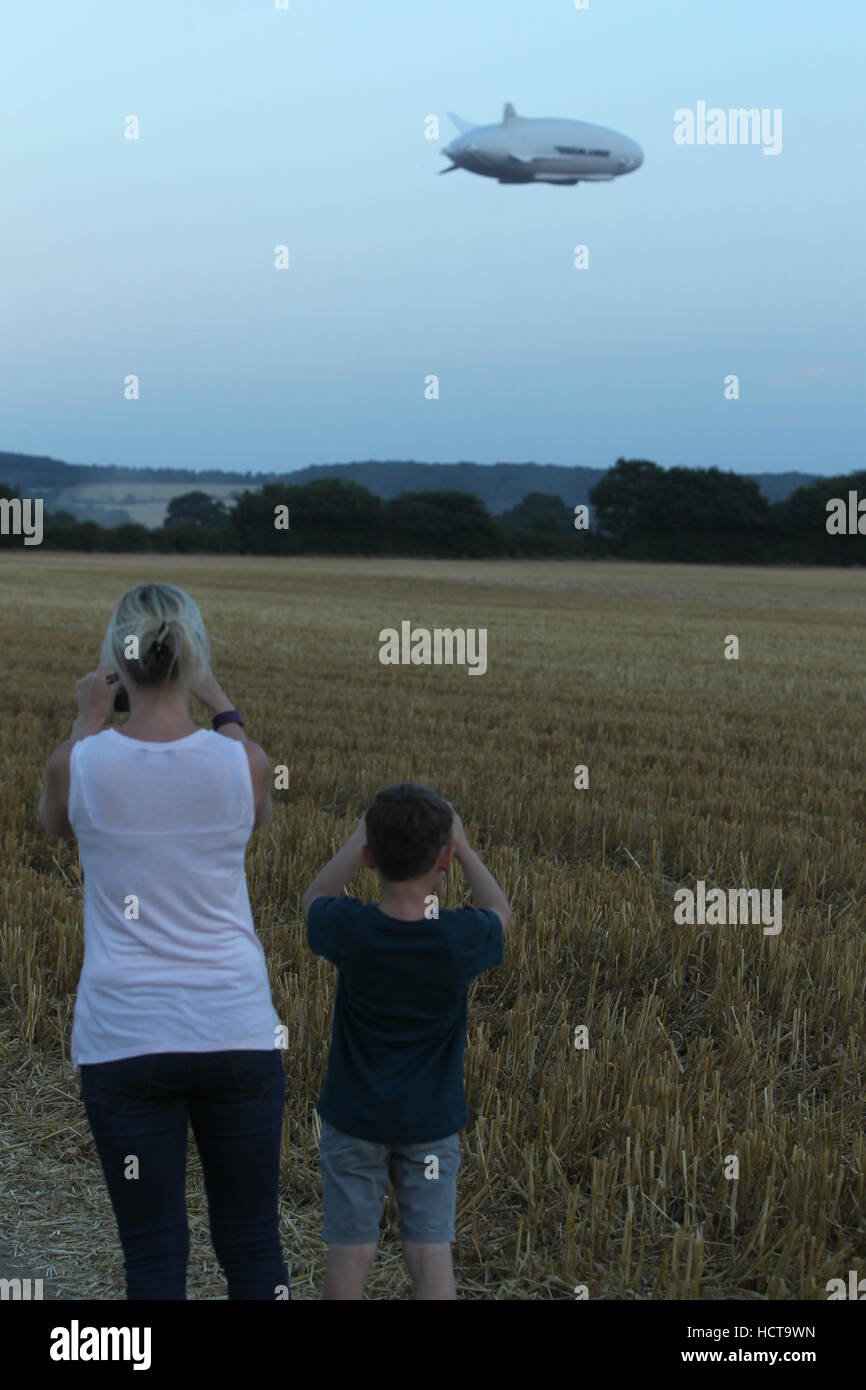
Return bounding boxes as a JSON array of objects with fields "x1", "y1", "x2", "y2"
[
  {"x1": 283, "y1": 461, "x2": 610, "y2": 514},
  {"x1": 283, "y1": 462, "x2": 824, "y2": 511},
  {"x1": 743, "y1": 472, "x2": 823, "y2": 504},
  {"x1": 0, "y1": 450, "x2": 822, "y2": 528},
  {"x1": 0, "y1": 453, "x2": 266, "y2": 488},
  {"x1": 0, "y1": 452, "x2": 266, "y2": 528}
]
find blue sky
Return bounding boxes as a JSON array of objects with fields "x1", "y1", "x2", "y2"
[{"x1": 0, "y1": 0, "x2": 862, "y2": 477}]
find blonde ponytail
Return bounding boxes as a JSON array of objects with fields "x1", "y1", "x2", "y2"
[{"x1": 102, "y1": 582, "x2": 209, "y2": 690}]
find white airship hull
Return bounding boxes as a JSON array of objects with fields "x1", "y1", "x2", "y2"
[{"x1": 442, "y1": 104, "x2": 644, "y2": 187}]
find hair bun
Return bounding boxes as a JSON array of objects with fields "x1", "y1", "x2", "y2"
[
  {"x1": 144, "y1": 620, "x2": 174, "y2": 673},
  {"x1": 149, "y1": 619, "x2": 170, "y2": 656},
  {"x1": 103, "y1": 581, "x2": 209, "y2": 692}
]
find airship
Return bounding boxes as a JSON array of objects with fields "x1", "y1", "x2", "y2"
[{"x1": 441, "y1": 103, "x2": 644, "y2": 186}]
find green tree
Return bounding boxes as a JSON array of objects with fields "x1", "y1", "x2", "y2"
[
  {"x1": 229, "y1": 479, "x2": 383, "y2": 554},
  {"x1": 775, "y1": 469, "x2": 866, "y2": 565},
  {"x1": 590, "y1": 459, "x2": 775, "y2": 562},
  {"x1": 383, "y1": 491, "x2": 504, "y2": 557},
  {"x1": 164, "y1": 491, "x2": 228, "y2": 529},
  {"x1": 500, "y1": 492, "x2": 574, "y2": 556},
  {"x1": 589, "y1": 459, "x2": 665, "y2": 553}
]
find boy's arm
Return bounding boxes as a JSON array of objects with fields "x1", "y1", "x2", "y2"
[
  {"x1": 301, "y1": 817, "x2": 366, "y2": 917},
  {"x1": 451, "y1": 811, "x2": 511, "y2": 931}
]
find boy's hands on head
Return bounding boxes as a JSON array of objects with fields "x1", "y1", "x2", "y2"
[
  {"x1": 444, "y1": 799, "x2": 511, "y2": 932},
  {"x1": 446, "y1": 802, "x2": 469, "y2": 859},
  {"x1": 301, "y1": 810, "x2": 368, "y2": 918}
]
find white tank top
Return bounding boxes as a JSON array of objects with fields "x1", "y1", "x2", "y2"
[{"x1": 68, "y1": 727, "x2": 280, "y2": 1067}]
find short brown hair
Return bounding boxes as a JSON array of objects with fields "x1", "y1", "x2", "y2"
[{"x1": 364, "y1": 783, "x2": 453, "y2": 882}]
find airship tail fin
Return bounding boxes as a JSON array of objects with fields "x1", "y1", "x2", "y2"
[
  {"x1": 448, "y1": 112, "x2": 476, "y2": 134},
  {"x1": 503, "y1": 102, "x2": 518, "y2": 123}
]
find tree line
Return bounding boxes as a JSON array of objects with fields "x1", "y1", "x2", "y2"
[{"x1": 2, "y1": 460, "x2": 865, "y2": 563}]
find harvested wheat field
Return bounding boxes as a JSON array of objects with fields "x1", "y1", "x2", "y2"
[{"x1": 1, "y1": 551, "x2": 865, "y2": 1300}]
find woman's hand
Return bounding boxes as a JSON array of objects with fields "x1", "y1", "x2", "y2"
[
  {"x1": 191, "y1": 667, "x2": 230, "y2": 714},
  {"x1": 74, "y1": 661, "x2": 117, "y2": 731}
]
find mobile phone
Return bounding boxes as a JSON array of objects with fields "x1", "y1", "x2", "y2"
[{"x1": 113, "y1": 683, "x2": 130, "y2": 713}]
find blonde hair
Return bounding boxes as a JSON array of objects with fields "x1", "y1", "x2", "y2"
[{"x1": 102, "y1": 582, "x2": 209, "y2": 690}]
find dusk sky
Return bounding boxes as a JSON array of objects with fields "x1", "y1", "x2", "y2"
[{"x1": 0, "y1": 0, "x2": 861, "y2": 477}]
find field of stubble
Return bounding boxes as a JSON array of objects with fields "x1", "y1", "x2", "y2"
[{"x1": 1, "y1": 552, "x2": 865, "y2": 1300}]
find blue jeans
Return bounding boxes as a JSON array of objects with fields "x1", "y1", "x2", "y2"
[{"x1": 80, "y1": 1049, "x2": 289, "y2": 1300}]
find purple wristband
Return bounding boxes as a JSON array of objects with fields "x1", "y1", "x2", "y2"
[{"x1": 212, "y1": 709, "x2": 244, "y2": 731}]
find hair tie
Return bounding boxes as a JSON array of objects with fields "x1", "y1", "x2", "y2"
[{"x1": 150, "y1": 620, "x2": 169, "y2": 657}]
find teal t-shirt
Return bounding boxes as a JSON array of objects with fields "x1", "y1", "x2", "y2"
[{"x1": 306, "y1": 896, "x2": 504, "y2": 1144}]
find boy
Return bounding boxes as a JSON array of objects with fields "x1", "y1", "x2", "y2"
[{"x1": 302, "y1": 782, "x2": 510, "y2": 1300}]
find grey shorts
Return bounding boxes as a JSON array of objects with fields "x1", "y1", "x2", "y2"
[{"x1": 319, "y1": 1117, "x2": 461, "y2": 1245}]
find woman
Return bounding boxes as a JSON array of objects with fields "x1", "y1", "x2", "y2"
[{"x1": 38, "y1": 581, "x2": 289, "y2": 1301}]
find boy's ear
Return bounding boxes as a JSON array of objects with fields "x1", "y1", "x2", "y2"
[
  {"x1": 436, "y1": 844, "x2": 455, "y2": 871},
  {"x1": 361, "y1": 844, "x2": 376, "y2": 869}
]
